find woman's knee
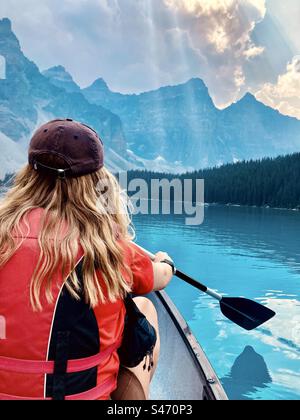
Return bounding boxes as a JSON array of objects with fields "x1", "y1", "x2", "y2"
[
  {"x1": 133, "y1": 297, "x2": 158, "y2": 326},
  {"x1": 133, "y1": 297, "x2": 160, "y2": 370},
  {"x1": 114, "y1": 297, "x2": 160, "y2": 400}
]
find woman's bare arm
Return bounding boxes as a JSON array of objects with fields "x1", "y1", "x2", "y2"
[{"x1": 152, "y1": 252, "x2": 174, "y2": 291}]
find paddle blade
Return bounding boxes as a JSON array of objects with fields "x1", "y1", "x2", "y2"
[{"x1": 220, "y1": 297, "x2": 276, "y2": 331}]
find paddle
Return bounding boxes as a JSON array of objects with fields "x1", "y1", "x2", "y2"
[{"x1": 137, "y1": 245, "x2": 276, "y2": 331}]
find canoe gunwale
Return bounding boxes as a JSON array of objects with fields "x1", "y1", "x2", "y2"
[{"x1": 154, "y1": 290, "x2": 228, "y2": 401}]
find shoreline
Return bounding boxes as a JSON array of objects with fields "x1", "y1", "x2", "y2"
[
  {"x1": 1, "y1": 174, "x2": 300, "y2": 214},
  {"x1": 206, "y1": 202, "x2": 300, "y2": 213}
]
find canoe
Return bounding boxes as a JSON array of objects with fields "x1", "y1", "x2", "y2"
[{"x1": 149, "y1": 291, "x2": 228, "y2": 400}]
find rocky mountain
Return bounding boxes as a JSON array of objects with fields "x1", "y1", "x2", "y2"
[
  {"x1": 219, "y1": 93, "x2": 300, "y2": 160},
  {"x1": 83, "y1": 78, "x2": 217, "y2": 168},
  {"x1": 83, "y1": 78, "x2": 300, "y2": 169},
  {"x1": 0, "y1": 18, "x2": 43, "y2": 142},
  {"x1": 0, "y1": 18, "x2": 138, "y2": 178},
  {"x1": 0, "y1": 130, "x2": 25, "y2": 178},
  {"x1": 1, "y1": 17, "x2": 300, "y2": 179},
  {"x1": 43, "y1": 66, "x2": 81, "y2": 94}
]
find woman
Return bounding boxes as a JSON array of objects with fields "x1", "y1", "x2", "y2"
[{"x1": 0, "y1": 119, "x2": 174, "y2": 400}]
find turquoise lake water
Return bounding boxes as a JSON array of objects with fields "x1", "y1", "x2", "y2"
[{"x1": 134, "y1": 205, "x2": 300, "y2": 400}]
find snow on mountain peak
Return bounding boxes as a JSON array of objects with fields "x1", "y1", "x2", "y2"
[{"x1": 0, "y1": 131, "x2": 26, "y2": 179}]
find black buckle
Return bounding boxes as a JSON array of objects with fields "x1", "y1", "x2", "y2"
[{"x1": 57, "y1": 169, "x2": 67, "y2": 180}]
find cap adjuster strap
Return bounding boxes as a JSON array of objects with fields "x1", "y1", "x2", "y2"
[{"x1": 33, "y1": 161, "x2": 70, "y2": 179}]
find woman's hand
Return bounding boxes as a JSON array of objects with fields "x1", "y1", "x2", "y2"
[{"x1": 152, "y1": 251, "x2": 174, "y2": 291}]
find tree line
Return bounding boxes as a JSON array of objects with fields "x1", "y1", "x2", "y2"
[
  {"x1": 1, "y1": 153, "x2": 299, "y2": 209},
  {"x1": 126, "y1": 153, "x2": 300, "y2": 209}
]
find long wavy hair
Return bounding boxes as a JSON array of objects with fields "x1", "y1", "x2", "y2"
[{"x1": 0, "y1": 156, "x2": 134, "y2": 311}]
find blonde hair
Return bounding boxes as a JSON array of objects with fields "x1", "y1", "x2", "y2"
[{"x1": 0, "y1": 161, "x2": 134, "y2": 311}]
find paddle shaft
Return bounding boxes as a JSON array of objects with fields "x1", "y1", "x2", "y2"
[
  {"x1": 135, "y1": 244, "x2": 276, "y2": 331},
  {"x1": 137, "y1": 245, "x2": 222, "y2": 302}
]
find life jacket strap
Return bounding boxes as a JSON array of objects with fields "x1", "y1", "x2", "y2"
[
  {"x1": 0, "y1": 338, "x2": 121, "y2": 375},
  {"x1": 0, "y1": 375, "x2": 116, "y2": 400}
]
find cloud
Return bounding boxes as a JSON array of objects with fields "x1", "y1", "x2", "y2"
[
  {"x1": 0, "y1": 0, "x2": 295, "y2": 110},
  {"x1": 244, "y1": 45, "x2": 265, "y2": 59},
  {"x1": 271, "y1": 369, "x2": 300, "y2": 395},
  {"x1": 162, "y1": 0, "x2": 267, "y2": 106},
  {"x1": 234, "y1": 66, "x2": 246, "y2": 88},
  {"x1": 266, "y1": 0, "x2": 300, "y2": 54},
  {"x1": 255, "y1": 56, "x2": 300, "y2": 120},
  {"x1": 250, "y1": 296, "x2": 300, "y2": 360}
]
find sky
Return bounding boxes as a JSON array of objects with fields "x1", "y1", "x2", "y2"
[{"x1": 0, "y1": 0, "x2": 299, "y2": 118}]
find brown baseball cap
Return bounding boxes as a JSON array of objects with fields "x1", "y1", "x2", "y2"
[{"x1": 28, "y1": 119, "x2": 104, "y2": 178}]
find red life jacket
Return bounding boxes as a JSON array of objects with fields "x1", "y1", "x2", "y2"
[{"x1": 0, "y1": 209, "x2": 122, "y2": 400}]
